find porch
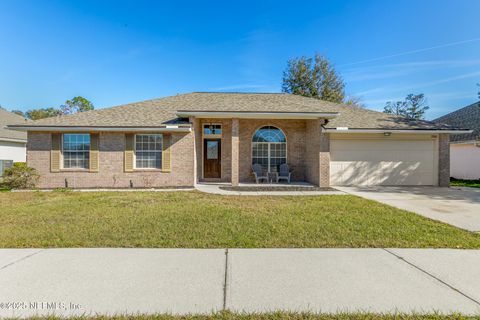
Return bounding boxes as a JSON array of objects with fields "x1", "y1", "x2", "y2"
[
  {"x1": 195, "y1": 181, "x2": 343, "y2": 196},
  {"x1": 191, "y1": 117, "x2": 331, "y2": 187}
]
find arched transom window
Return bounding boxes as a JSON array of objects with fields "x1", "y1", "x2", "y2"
[{"x1": 252, "y1": 126, "x2": 287, "y2": 172}]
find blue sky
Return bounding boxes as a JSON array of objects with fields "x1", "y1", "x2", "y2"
[{"x1": 0, "y1": 0, "x2": 479, "y2": 119}]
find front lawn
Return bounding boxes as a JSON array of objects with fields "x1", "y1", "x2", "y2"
[
  {"x1": 22, "y1": 312, "x2": 474, "y2": 320},
  {"x1": 1, "y1": 191, "x2": 480, "y2": 248},
  {"x1": 450, "y1": 178, "x2": 480, "y2": 188}
]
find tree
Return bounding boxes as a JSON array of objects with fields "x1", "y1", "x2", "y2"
[
  {"x1": 60, "y1": 96, "x2": 94, "y2": 115},
  {"x1": 384, "y1": 101, "x2": 407, "y2": 116},
  {"x1": 344, "y1": 95, "x2": 366, "y2": 108},
  {"x1": 20, "y1": 96, "x2": 94, "y2": 120},
  {"x1": 404, "y1": 93, "x2": 429, "y2": 120},
  {"x1": 383, "y1": 93, "x2": 429, "y2": 120},
  {"x1": 282, "y1": 54, "x2": 345, "y2": 103},
  {"x1": 25, "y1": 107, "x2": 61, "y2": 120}
]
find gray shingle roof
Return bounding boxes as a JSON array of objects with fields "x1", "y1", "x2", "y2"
[
  {"x1": 0, "y1": 108, "x2": 27, "y2": 141},
  {"x1": 433, "y1": 102, "x2": 480, "y2": 142},
  {"x1": 9, "y1": 92, "x2": 465, "y2": 131}
]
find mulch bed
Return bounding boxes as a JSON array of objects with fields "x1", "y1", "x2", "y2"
[{"x1": 219, "y1": 186, "x2": 338, "y2": 192}]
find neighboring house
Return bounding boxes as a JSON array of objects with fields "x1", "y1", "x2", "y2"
[
  {"x1": 8, "y1": 92, "x2": 469, "y2": 188},
  {"x1": 434, "y1": 101, "x2": 480, "y2": 180},
  {"x1": 0, "y1": 108, "x2": 27, "y2": 176}
]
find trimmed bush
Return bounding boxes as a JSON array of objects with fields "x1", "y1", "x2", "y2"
[{"x1": 1, "y1": 163, "x2": 39, "y2": 189}]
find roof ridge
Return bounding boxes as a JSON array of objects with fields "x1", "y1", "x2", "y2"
[
  {"x1": 26, "y1": 95, "x2": 178, "y2": 125},
  {"x1": 12, "y1": 92, "x2": 464, "y2": 131},
  {"x1": 0, "y1": 108, "x2": 28, "y2": 121},
  {"x1": 191, "y1": 92, "x2": 286, "y2": 94}
]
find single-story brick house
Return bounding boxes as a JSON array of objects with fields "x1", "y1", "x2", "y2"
[
  {"x1": 434, "y1": 101, "x2": 480, "y2": 180},
  {"x1": 8, "y1": 92, "x2": 470, "y2": 189}
]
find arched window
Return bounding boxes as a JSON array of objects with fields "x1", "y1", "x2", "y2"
[{"x1": 252, "y1": 126, "x2": 287, "y2": 172}]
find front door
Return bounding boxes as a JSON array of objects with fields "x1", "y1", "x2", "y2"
[{"x1": 204, "y1": 139, "x2": 221, "y2": 178}]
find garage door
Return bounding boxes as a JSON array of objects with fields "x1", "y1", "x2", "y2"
[{"x1": 330, "y1": 138, "x2": 437, "y2": 186}]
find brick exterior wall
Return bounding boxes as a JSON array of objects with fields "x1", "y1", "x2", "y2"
[
  {"x1": 237, "y1": 119, "x2": 308, "y2": 183},
  {"x1": 26, "y1": 123, "x2": 446, "y2": 189},
  {"x1": 319, "y1": 130, "x2": 330, "y2": 187},
  {"x1": 438, "y1": 133, "x2": 450, "y2": 187},
  {"x1": 304, "y1": 119, "x2": 330, "y2": 187},
  {"x1": 305, "y1": 120, "x2": 320, "y2": 185},
  {"x1": 231, "y1": 119, "x2": 239, "y2": 186},
  {"x1": 191, "y1": 117, "x2": 201, "y2": 184},
  {"x1": 27, "y1": 118, "x2": 333, "y2": 188},
  {"x1": 27, "y1": 132, "x2": 195, "y2": 189},
  {"x1": 191, "y1": 118, "x2": 328, "y2": 185}
]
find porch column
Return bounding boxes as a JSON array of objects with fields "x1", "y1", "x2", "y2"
[
  {"x1": 190, "y1": 116, "x2": 202, "y2": 184},
  {"x1": 438, "y1": 133, "x2": 450, "y2": 187},
  {"x1": 319, "y1": 125, "x2": 330, "y2": 187},
  {"x1": 305, "y1": 118, "x2": 330, "y2": 187},
  {"x1": 231, "y1": 118, "x2": 240, "y2": 186}
]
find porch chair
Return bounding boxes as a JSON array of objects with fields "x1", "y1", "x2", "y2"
[
  {"x1": 276, "y1": 163, "x2": 292, "y2": 183},
  {"x1": 252, "y1": 164, "x2": 268, "y2": 184}
]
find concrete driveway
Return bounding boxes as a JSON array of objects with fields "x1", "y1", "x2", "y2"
[{"x1": 337, "y1": 186, "x2": 480, "y2": 232}]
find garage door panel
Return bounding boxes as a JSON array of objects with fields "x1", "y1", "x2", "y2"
[
  {"x1": 332, "y1": 151, "x2": 434, "y2": 163},
  {"x1": 330, "y1": 139, "x2": 437, "y2": 186},
  {"x1": 331, "y1": 140, "x2": 432, "y2": 152}
]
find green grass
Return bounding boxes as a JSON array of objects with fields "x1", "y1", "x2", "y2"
[
  {"x1": 19, "y1": 312, "x2": 478, "y2": 320},
  {"x1": 451, "y1": 178, "x2": 480, "y2": 188},
  {"x1": 1, "y1": 191, "x2": 480, "y2": 248}
]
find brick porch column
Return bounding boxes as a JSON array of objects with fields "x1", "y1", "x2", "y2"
[
  {"x1": 190, "y1": 116, "x2": 202, "y2": 184},
  {"x1": 305, "y1": 119, "x2": 330, "y2": 187},
  {"x1": 319, "y1": 127, "x2": 330, "y2": 187},
  {"x1": 438, "y1": 133, "x2": 450, "y2": 187},
  {"x1": 231, "y1": 118, "x2": 240, "y2": 186}
]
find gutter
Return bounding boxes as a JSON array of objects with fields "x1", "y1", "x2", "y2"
[
  {"x1": 176, "y1": 111, "x2": 339, "y2": 119},
  {"x1": 325, "y1": 128, "x2": 473, "y2": 134},
  {"x1": 450, "y1": 139, "x2": 480, "y2": 145},
  {"x1": 6, "y1": 125, "x2": 192, "y2": 133},
  {"x1": 0, "y1": 137, "x2": 27, "y2": 143}
]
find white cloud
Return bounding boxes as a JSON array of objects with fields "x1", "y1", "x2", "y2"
[
  {"x1": 343, "y1": 59, "x2": 480, "y2": 82},
  {"x1": 339, "y1": 37, "x2": 480, "y2": 67}
]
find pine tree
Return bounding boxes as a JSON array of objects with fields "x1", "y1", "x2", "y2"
[{"x1": 282, "y1": 54, "x2": 345, "y2": 103}]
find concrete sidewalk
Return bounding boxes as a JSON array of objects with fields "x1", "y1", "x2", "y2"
[{"x1": 0, "y1": 249, "x2": 479, "y2": 317}]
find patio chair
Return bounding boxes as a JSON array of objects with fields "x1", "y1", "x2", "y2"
[
  {"x1": 277, "y1": 163, "x2": 292, "y2": 183},
  {"x1": 252, "y1": 164, "x2": 268, "y2": 184}
]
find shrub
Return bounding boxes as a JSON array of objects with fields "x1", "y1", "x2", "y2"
[{"x1": 1, "y1": 163, "x2": 39, "y2": 189}]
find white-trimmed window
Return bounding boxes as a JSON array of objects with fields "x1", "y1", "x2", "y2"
[
  {"x1": 63, "y1": 134, "x2": 90, "y2": 169},
  {"x1": 252, "y1": 126, "x2": 286, "y2": 172},
  {"x1": 135, "y1": 134, "x2": 163, "y2": 169},
  {"x1": 203, "y1": 124, "x2": 222, "y2": 137}
]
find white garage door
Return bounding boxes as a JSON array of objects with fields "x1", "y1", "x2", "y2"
[{"x1": 330, "y1": 138, "x2": 437, "y2": 186}]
